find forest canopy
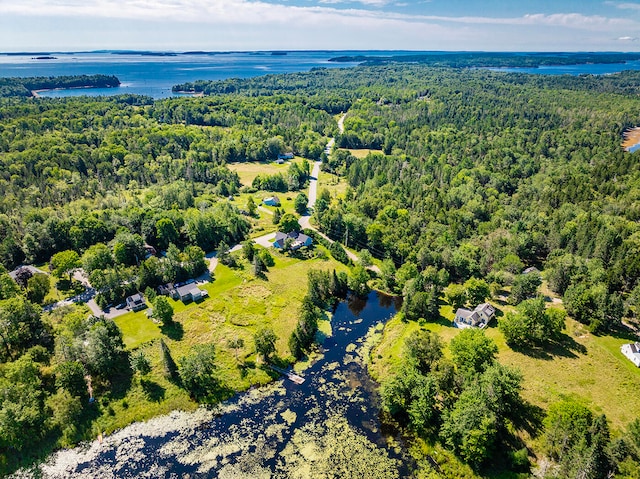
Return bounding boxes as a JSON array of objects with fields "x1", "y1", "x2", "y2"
[
  {"x1": 2, "y1": 64, "x2": 640, "y2": 476},
  {"x1": 0, "y1": 75, "x2": 120, "y2": 98}
]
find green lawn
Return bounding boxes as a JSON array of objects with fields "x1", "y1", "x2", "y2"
[
  {"x1": 370, "y1": 301, "x2": 640, "y2": 432},
  {"x1": 343, "y1": 148, "x2": 384, "y2": 159},
  {"x1": 100, "y1": 252, "x2": 347, "y2": 435},
  {"x1": 317, "y1": 168, "x2": 348, "y2": 200},
  {"x1": 228, "y1": 158, "x2": 312, "y2": 187}
]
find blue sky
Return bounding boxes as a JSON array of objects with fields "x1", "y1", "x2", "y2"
[{"x1": 1, "y1": 1, "x2": 640, "y2": 52}]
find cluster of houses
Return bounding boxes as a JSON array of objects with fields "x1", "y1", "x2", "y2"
[
  {"x1": 124, "y1": 280, "x2": 208, "y2": 314},
  {"x1": 454, "y1": 303, "x2": 496, "y2": 329}
]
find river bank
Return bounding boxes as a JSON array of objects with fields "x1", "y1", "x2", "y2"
[{"x1": 17, "y1": 291, "x2": 410, "y2": 478}]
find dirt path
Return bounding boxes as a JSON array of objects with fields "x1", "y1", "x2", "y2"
[{"x1": 257, "y1": 205, "x2": 273, "y2": 215}]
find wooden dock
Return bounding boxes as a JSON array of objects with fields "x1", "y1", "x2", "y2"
[{"x1": 269, "y1": 365, "x2": 305, "y2": 384}]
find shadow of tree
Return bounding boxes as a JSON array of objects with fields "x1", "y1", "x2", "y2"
[
  {"x1": 510, "y1": 399, "x2": 546, "y2": 438},
  {"x1": 605, "y1": 323, "x2": 640, "y2": 342},
  {"x1": 198, "y1": 382, "x2": 235, "y2": 405},
  {"x1": 433, "y1": 316, "x2": 456, "y2": 328},
  {"x1": 161, "y1": 320, "x2": 184, "y2": 341},
  {"x1": 509, "y1": 332, "x2": 587, "y2": 360},
  {"x1": 99, "y1": 352, "x2": 134, "y2": 400},
  {"x1": 237, "y1": 362, "x2": 250, "y2": 379},
  {"x1": 140, "y1": 378, "x2": 166, "y2": 402}
]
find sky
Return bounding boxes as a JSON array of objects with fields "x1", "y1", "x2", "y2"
[{"x1": 1, "y1": 1, "x2": 640, "y2": 52}]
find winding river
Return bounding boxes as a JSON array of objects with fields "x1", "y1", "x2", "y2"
[{"x1": 21, "y1": 291, "x2": 411, "y2": 478}]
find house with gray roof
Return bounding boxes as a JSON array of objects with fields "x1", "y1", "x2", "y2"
[
  {"x1": 160, "y1": 281, "x2": 208, "y2": 303},
  {"x1": 454, "y1": 302, "x2": 496, "y2": 329},
  {"x1": 126, "y1": 293, "x2": 147, "y2": 312},
  {"x1": 263, "y1": 196, "x2": 281, "y2": 207},
  {"x1": 273, "y1": 231, "x2": 313, "y2": 251},
  {"x1": 174, "y1": 283, "x2": 207, "y2": 303}
]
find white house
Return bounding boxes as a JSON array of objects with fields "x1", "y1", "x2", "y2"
[
  {"x1": 454, "y1": 303, "x2": 496, "y2": 329},
  {"x1": 621, "y1": 342, "x2": 640, "y2": 367},
  {"x1": 475, "y1": 303, "x2": 495, "y2": 323}
]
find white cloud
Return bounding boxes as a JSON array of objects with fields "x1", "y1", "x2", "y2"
[
  {"x1": 2, "y1": 1, "x2": 635, "y2": 34},
  {"x1": 614, "y1": 2, "x2": 640, "y2": 10},
  {"x1": 318, "y1": 0, "x2": 390, "y2": 6},
  {"x1": 1, "y1": 1, "x2": 639, "y2": 52}
]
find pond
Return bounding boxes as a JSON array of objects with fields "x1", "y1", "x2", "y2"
[{"x1": 23, "y1": 291, "x2": 412, "y2": 478}]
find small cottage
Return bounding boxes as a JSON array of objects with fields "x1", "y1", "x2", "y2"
[
  {"x1": 621, "y1": 342, "x2": 640, "y2": 367},
  {"x1": 263, "y1": 196, "x2": 281, "y2": 207}
]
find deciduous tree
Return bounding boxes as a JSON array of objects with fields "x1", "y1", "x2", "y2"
[{"x1": 254, "y1": 327, "x2": 277, "y2": 362}]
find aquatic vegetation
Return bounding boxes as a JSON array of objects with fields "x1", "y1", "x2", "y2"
[
  {"x1": 15, "y1": 292, "x2": 404, "y2": 478},
  {"x1": 275, "y1": 415, "x2": 400, "y2": 479}
]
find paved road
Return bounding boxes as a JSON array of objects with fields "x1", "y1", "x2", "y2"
[
  {"x1": 298, "y1": 160, "x2": 322, "y2": 231},
  {"x1": 206, "y1": 112, "x2": 375, "y2": 273},
  {"x1": 337, "y1": 112, "x2": 346, "y2": 134}
]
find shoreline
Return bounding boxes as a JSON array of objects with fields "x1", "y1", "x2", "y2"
[
  {"x1": 31, "y1": 84, "x2": 119, "y2": 97},
  {"x1": 172, "y1": 90, "x2": 204, "y2": 97},
  {"x1": 622, "y1": 126, "x2": 640, "y2": 151}
]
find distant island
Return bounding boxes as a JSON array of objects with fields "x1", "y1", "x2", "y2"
[
  {"x1": 32, "y1": 56, "x2": 57, "y2": 60},
  {"x1": 0, "y1": 74, "x2": 121, "y2": 97},
  {"x1": 328, "y1": 51, "x2": 640, "y2": 68}
]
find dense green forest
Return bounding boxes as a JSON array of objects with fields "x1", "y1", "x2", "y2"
[
  {"x1": 327, "y1": 51, "x2": 640, "y2": 68},
  {"x1": 2, "y1": 66, "x2": 640, "y2": 477},
  {"x1": 0, "y1": 75, "x2": 120, "y2": 98}
]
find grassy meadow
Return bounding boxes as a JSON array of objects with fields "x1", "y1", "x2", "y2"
[
  {"x1": 227, "y1": 157, "x2": 311, "y2": 186},
  {"x1": 369, "y1": 299, "x2": 640, "y2": 433},
  {"x1": 94, "y1": 250, "x2": 346, "y2": 435}
]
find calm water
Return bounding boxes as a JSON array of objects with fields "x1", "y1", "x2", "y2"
[
  {"x1": 0, "y1": 51, "x2": 370, "y2": 98},
  {"x1": 489, "y1": 60, "x2": 640, "y2": 76},
  {"x1": 20, "y1": 291, "x2": 410, "y2": 478},
  {"x1": 4, "y1": 51, "x2": 640, "y2": 99}
]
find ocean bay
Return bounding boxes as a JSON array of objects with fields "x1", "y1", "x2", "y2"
[
  {"x1": 0, "y1": 51, "x2": 366, "y2": 98},
  {"x1": 6, "y1": 51, "x2": 640, "y2": 99}
]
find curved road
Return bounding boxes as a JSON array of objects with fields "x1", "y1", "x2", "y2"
[{"x1": 209, "y1": 113, "x2": 351, "y2": 272}]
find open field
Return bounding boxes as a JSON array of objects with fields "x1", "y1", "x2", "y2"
[
  {"x1": 99, "y1": 252, "x2": 347, "y2": 435},
  {"x1": 344, "y1": 148, "x2": 384, "y2": 159},
  {"x1": 369, "y1": 302, "x2": 640, "y2": 432},
  {"x1": 317, "y1": 168, "x2": 349, "y2": 200},
  {"x1": 228, "y1": 158, "x2": 312, "y2": 186}
]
